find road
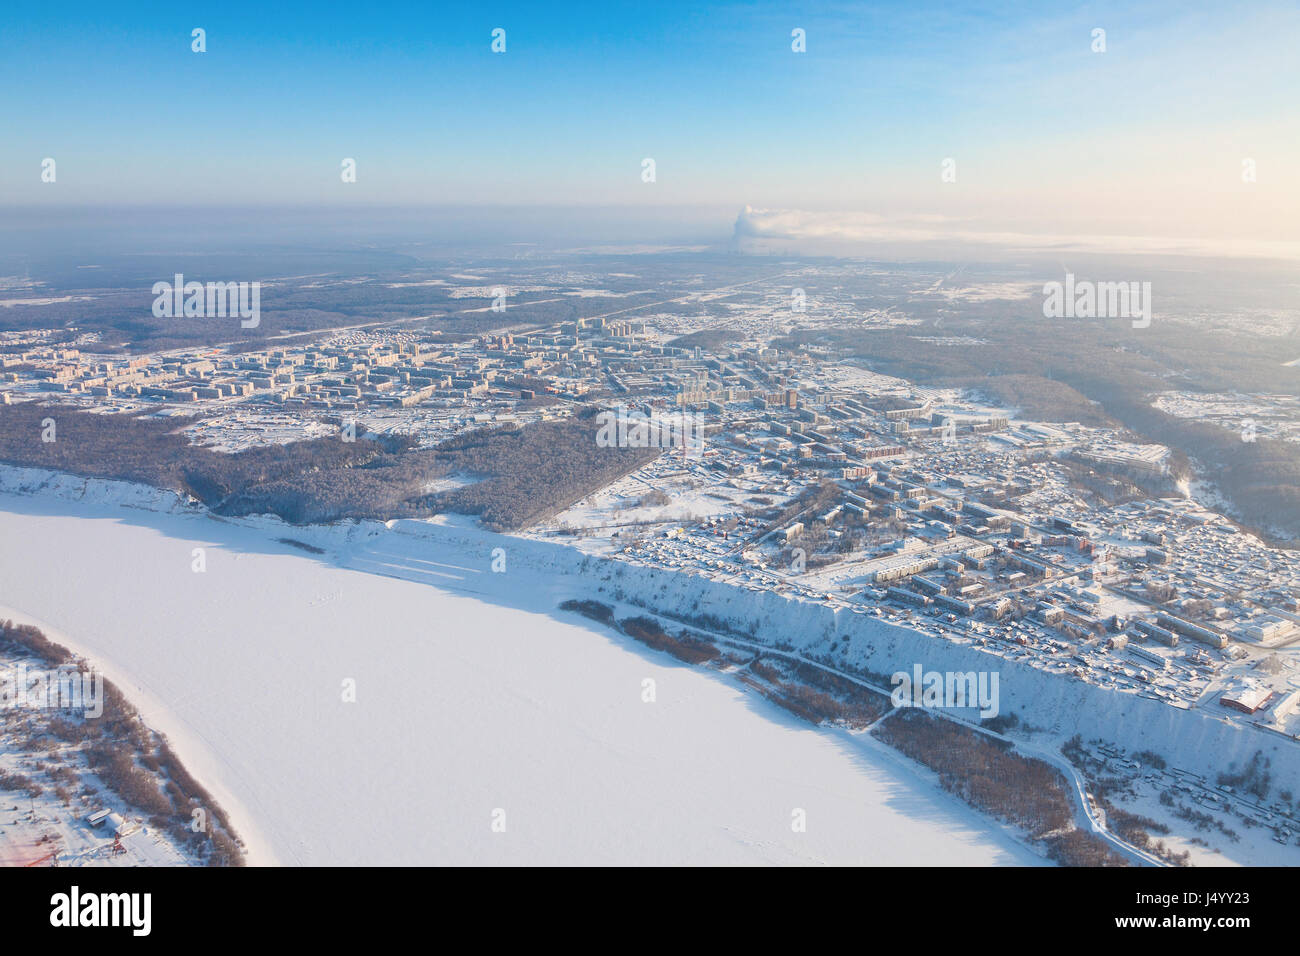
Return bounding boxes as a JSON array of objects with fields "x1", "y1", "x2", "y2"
[{"x1": 638, "y1": 608, "x2": 1170, "y2": 867}]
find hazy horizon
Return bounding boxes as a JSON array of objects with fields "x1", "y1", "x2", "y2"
[
  {"x1": 5, "y1": 0, "x2": 1298, "y2": 262},
  {"x1": 4, "y1": 203, "x2": 1300, "y2": 273}
]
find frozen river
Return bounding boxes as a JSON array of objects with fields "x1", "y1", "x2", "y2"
[{"x1": 0, "y1": 486, "x2": 1042, "y2": 866}]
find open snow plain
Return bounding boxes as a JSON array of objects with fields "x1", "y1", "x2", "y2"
[{"x1": 0, "y1": 480, "x2": 1042, "y2": 866}]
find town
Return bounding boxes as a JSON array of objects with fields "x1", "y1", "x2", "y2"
[{"x1": 2, "y1": 270, "x2": 1299, "y2": 855}]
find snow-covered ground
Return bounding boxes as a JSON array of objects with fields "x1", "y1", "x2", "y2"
[
  {"x1": 0, "y1": 636, "x2": 196, "y2": 867},
  {"x1": 0, "y1": 483, "x2": 1041, "y2": 866},
  {"x1": 0, "y1": 784, "x2": 191, "y2": 867}
]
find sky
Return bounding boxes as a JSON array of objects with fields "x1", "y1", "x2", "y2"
[{"x1": 2, "y1": 1, "x2": 1297, "y2": 254}]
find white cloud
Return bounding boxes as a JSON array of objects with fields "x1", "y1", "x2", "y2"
[{"x1": 733, "y1": 206, "x2": 1300, "y2": 262}]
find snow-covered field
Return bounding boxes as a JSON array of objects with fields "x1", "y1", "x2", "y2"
[{"x1": 0, "y1": 485, "x2": 1041, "y2": 866}]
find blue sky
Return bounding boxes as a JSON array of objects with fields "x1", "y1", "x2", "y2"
[{"x1": 2, "y1": 1, "x2": 1296, "y2": 247}]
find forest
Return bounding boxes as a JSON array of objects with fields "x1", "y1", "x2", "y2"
[
  {"x1": 874, "y1": 708, "x2": 1129, "y2": 866},
  {"x1": 0, "y1": 402, "x2": 660, "y2": 529}
]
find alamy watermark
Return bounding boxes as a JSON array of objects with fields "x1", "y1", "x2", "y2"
[
  {"x1": 595, "y1": 406, "x2": 705, "y2": 459},
  {"x1": 1, "y1": 663, "x2": 104, "y2": 718},
  {"x1": 891, "y1": 664, "x2": 1000, "y2": 719},
  {"x1": 1043, "y1": 273, "x2": 1150, "y2": 328},
  {"x1": 152, "y1": 273, "x2": 260, "y2": 328}
]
